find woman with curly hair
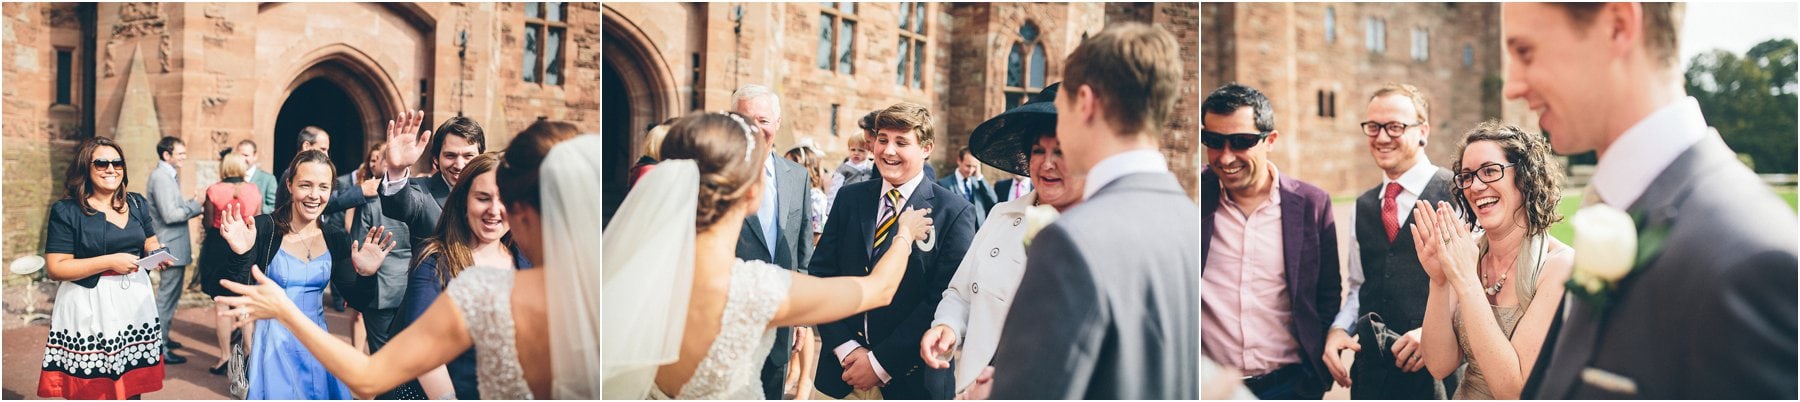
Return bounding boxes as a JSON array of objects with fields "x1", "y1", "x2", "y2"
[{"x1": 1411, "y1": 121, "x2": 1576, "y2": 399}]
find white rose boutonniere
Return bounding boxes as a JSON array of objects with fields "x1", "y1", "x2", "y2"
[
  {"x1": 1021, "y1": 205, "x2": 1061, "y2": 249},
  {"x1": 1566, "y1": 204, "x2": 1668, "y2": 311}
]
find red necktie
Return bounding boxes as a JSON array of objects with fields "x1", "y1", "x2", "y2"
[{"x1": 1382, "y1": 182, "x2": 1403, "y2": 242}]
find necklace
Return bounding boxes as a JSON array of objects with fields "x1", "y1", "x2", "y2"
[
  {"x1": 1482, "y1": 270, "x2": 1507, "y2": 296},
  {"x1": 286, "y1": 229, "x2": 322, "y2": 260}
]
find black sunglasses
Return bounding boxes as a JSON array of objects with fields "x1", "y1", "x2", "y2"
[
  {"x1": 1201, "y1": 130, "x2": 1272, "y2": 150},
  {"x1": 91, "y1": 159, "x2": 125, "y2": 170}
]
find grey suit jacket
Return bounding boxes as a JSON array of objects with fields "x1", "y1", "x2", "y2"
[
  {"x1": 342, "y1": 172, "x2": 412, "y2": 310},
  {"x1": 735, "y1": 156, "x2": 815, "y2": 378},
  {"x1": 736, "y1": 156, "x2": 814, "y2": 272},
  {"x1": 1530, "y1": 134, "x2": 1797, "y2": 399},
  {"x1": 989, "y1": 172, "x2": 1200, "y2": 399},
  {"x1": 147, "y1": 162, "x2": 203, "y2": 265}
]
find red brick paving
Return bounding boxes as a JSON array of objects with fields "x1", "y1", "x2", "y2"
[{"x1": 4, "y1": 303, "x2": 356, "y2": 400}]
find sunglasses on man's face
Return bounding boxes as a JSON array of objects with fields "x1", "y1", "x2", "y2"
[
  {"x1": 1201, "y1": 130, "x2": 1272, "y2": 150},
  {"x1": 91, "y1": 159, "x2": 125, "y2": 170}
]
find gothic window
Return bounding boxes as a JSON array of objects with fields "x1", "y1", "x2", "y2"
[{"x1": 1004, "y1": 21, "x2": 1048, "y2": 111}]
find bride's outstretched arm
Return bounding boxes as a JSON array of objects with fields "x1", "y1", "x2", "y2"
[
  {"x1": 217, "y1": 268, "x2": 472, "y2": 399},
  {"x1": 771, "y1": 207, "x2": 933, "y2": 328}
]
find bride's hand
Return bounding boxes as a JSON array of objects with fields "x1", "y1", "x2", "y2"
[
  {"x1": 215, "y1": 267, "x2": 297, "y2": 326},
  {"x1": 895, "y1": 207, "x2": 934, "y2": 245}
]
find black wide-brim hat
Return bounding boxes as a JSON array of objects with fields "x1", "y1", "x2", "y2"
[{"x1": 967, "y1": 82, "x2": 1060, "y2": 177}]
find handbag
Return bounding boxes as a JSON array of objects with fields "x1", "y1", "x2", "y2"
[{"x1": 228, "y1": 328, "x2": 249, "y2": 399}]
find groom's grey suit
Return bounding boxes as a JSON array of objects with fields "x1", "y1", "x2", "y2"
[
  {"x1": 988, "y1": 172, "x2": 1199, "y2": 399},
  {"x1": 1527, "y1": 133, "x2": 1797, "y2": 399}
]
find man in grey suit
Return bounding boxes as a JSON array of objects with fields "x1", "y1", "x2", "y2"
[
  {"x1": 148, "y1": 136, "x2": 202, "y2": 365},
  {"x1": 1504, "y1": 3, "x2": 1797, "y2": 399},
  {"x1": 336, "y1": 146, "x2": 411, "y2": 355},
  {"x1": 986, "y1": 23, "x2": 1197, "y2": 399},
  {"x1": 377, "y1": 111, "x2": 485, "y2": 252},
  {"x1": 732, "y1": 85, "x2": 816, "y2": 400},
  {"x1": 236, "y1": 139, "x2": 279, "y2": 214}
]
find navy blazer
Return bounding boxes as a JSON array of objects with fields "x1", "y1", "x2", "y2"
[
  {"x1": 1200, "y1": 168, "x2": 1342, "y2": 395},
  {"x1": 810, "y1": 176, "x2": 979, "y2": 400}
]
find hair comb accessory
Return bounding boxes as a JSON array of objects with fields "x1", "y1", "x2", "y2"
[{"x1": 724, "y1": 113, "x2": 757, "y2": 162}]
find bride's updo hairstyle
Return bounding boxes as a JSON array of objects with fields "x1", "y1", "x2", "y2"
[{"x1": 658, "y1": 111, "x2": 770, "y2": 230}]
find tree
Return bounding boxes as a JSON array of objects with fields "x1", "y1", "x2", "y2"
[{"x1": 1684, "y1": 38, "x2": 1798, "y2": 174}]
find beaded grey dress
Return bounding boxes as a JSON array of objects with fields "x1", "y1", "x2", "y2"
[
  {"x1": 447, "y1": 266, "x2": 535, "y2": 399},
  {"x1": 651, "y1": 259, "x2": 792, "y2": 400}
]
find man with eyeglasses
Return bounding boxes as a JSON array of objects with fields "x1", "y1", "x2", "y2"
[
  {"x1": 1320, "y1": 83, "x2": 1461, "y2": 399},
  {"x1": 1199, "y1": 83, "x2": 1342, "y2": 400}
]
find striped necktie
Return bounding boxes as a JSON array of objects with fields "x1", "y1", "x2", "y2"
[{"x1": 872, "y1": 189, "x2": 904, "y2": 252}]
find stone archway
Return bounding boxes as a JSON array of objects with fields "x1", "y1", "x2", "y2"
[
  {"x1": 272, "y1": 54, "x2": 401, "y2": 177},
  {"x1": 602, "y1": 6, "x2": 680, "y2": 226}
]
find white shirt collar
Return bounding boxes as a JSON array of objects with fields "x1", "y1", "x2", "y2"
[
  {"x1": 879, "y1": 169, "x2": 927, "y2": 204},
  {"x1": 955, "y1": 169, "x2": 983, "y2": 186},
  {"x1": 1591, "y1": 97, "x2": 1709, "y2": 208},
  {"x1": 157, "y1": 160, "x2": 177, "y2": 174},
  {"x1": 1082, "y1": 148, "x2": 1169, "y2": 200},
  {"x1": 1383, "y1": 153, "x2": 1438, "y2": 197}
]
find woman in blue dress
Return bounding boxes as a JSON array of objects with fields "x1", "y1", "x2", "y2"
[{"x1": 218, "y1": 150, "x2": 394, "y2": 399}]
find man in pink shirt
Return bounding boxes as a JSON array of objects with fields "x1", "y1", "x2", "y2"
[{"x1": 1201, "y1": 83, "x2": 1343, "y2": 399}]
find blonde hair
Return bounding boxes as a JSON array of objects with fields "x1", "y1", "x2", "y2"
[
  {"x1": 1061, "y1": 22, "x2": 1184, "y2": 136},
  {"x1": 220, "y1": 153, "x2": 248, "y2": 180},
  {"x1": 1371, "y1": 83, "x2": 1432, "y2": 124},
  {"x1": 642, "y1": 123, "x2": 672, "y2": 160}
]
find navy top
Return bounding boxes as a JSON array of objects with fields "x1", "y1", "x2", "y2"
[
  {"x1": 388, "y1": 246, "x2": 531, "y2": 400},
  {"x1": 46, "y1": 193, "x2": 157, "y2": 288}
]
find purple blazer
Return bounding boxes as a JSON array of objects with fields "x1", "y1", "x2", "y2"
[{"x1": 1201, "y1": 167, "x2": 1343, "y2": 395}]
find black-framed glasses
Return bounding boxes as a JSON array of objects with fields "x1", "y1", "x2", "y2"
[
  {"x1": 1454, "y1": 162, "x2": 1515, "y2": 189},
  {"x1": 1201, "y1": 130, "x2": 1272, "y2": 150},
  {"x1": 1360, "y1": 121, "x2": 1423, "y2": 137},
  {"x1": 91, "y1": 159, "x2": 125, "y2": 171}
]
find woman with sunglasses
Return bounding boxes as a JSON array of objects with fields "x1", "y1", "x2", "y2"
[
  {"x1": 1411, "y1": 121, "x2": 1575, "y2": 399},
  {"x1": 37, "y1": 137, "x2": 175, "y2": 399}
]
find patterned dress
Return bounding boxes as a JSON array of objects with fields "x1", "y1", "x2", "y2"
[{"x1": 38, "y1": 195, "x2": 166, "y2": 399}]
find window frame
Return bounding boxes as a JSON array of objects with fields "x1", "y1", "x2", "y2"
[
  {"x1": 1003, "y1": 21, "x2": 1048, "y2": 111},
  {"x1": 897, "y1": 2, "x2": 928, "y2": 89},
  {"x1": 820, "y1": 2, "x2": 859, "y2": 75},
  {"x1": 524, "y1": 2, "x2": 568, "y2": 86}
]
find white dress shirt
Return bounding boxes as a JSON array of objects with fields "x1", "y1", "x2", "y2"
[
  {"x1": 1591, "y1": 97, "x2": 1709, "y2": 208},
  {"x1": 1083, "y1": 148, "x2": 1171, "y2": 200},
  {"x1": 1331, "y1": 153, "x2": 1439, "y2": 332},
  {"x1": 930, "y1": 191, "x2": 1037, "y2": 392},
  {"x1": 833, "y1": 169, "x2": 926, "y2": 384}
]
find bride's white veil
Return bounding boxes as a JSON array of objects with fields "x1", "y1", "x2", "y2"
[
  {"x1": 542, "y1": 134, "x2": 610, "y2": 398},
  {"x1": 599, "y1": 156, "x2": 698, "y2": 398}
]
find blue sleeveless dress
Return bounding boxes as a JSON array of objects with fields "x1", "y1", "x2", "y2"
[{"x1": 248, "y1": 249, "x2": 353, "y2": 399}]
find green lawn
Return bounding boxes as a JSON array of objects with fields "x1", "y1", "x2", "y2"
[{"x1": 1546, "y1": 186, "x2": 1797, "y2": 244}]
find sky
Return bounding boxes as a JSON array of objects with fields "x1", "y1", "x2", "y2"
[{"x1": 1680, "y1": 2, "x2": 1799, "y2": 67}]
